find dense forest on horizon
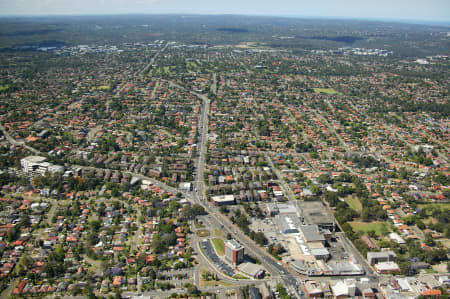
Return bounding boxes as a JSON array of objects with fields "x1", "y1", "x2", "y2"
[{"x1": 0, "y1": 14, "x2": 449, "y2": 57}]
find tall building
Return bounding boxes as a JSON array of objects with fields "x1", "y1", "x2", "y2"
[
  {"x1": 20, "y1": 156, "x2": 65, "y2": 176},
  {"x1": 21, "y1": 156, "x2": 48, "y2": 175},
  {"x1": 225, "y1": 239, "x2": 244, "y2": 266}
]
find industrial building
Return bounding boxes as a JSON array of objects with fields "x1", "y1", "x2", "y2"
[{"x1": 225, "y1": 239, "x2": 244, "y2": 266}]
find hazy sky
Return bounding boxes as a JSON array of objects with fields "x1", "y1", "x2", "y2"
[{"x1": 1, "y1": 0, "x2": 449, "y2": 22}]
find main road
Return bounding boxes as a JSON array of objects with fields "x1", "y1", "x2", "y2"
[
  {"x1": 0, "y1": 123, "x2": 43, "y2": 155},
  {"x1": 168, "y1": 81, "x2": 302, "y2": 298}
]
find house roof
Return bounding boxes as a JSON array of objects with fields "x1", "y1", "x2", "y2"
[{"x1": 423, "y1": 289, "x2": 442, "y2": 296}]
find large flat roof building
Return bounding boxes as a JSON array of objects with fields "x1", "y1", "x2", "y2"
[
  {"x1": 304, "y1": 280, "x2": 324, "y2": 298},
  {"x1": 299, "y1": 225, "x2": 326, "y2": 244},
  {"x1": 276, "y1": 214, "x2": 301, "y2": 235},
  {"x1": 374, "y1": 261, "x2": 400, "y2": 274},
  {"x1": 211, "y1": 195, "x2": 235, "y2": 206},
  {"x1": 367, "y1": 251, "x2": 397, "y2": 265},
  {"x1": 266, "y1": 203, "x2": 297, "y2": 216},
  {"x1": 178, "y1": 182, "x2": 192, "y2": 191},
  {"x1": 238, "y1": 262, "x2": 265, "y2": 279},
  {"x1": 310, "y1": 248, "x2": 330, "y2": 261},
  {"x1": 298, "y1": 201, "x2": 336, "y2": 231}
]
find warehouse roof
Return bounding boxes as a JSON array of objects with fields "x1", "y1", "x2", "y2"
[{"x1": 300, "y1": 225, "x2": 325, "y2": 242}]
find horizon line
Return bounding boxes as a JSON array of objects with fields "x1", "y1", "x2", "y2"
[{"x1": 0, "y1": 13, "x2": 449, "y2": 26}]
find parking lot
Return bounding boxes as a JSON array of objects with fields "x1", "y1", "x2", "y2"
[
  {"x1": 327, "y1": 236, "x2": 349, "y2": 262},
  {"x1": 201, "y1": 239, "x2": 235, "y2": 277},
  {"x1": 249, "y1": 217, "x2": 280, "y2": 243}
]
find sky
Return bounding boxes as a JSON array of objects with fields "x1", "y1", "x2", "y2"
[{"x1": 1, "y1": 0, "x2": 450, "y2": 22}]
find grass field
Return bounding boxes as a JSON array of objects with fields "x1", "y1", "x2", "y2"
[
  {"x1": 93, "y1": 85, "x2": 111, "y2": 92},
  {"x1": 232, "y1": 274, "x2": 249, "y2": 279},
  {"x1": 313, "y1": 88, "x2": 342, "y2": 95},
  {"x1": 195, "y1": 221, "x2": 205, "y2": 229},
  {"x1": 438, "y1": 239, "x2": 450, "y2": 249},
  {"x1": 349, "y1": 221, "x2": 390, "y2": 235},
  {"x1": 149, "y1": 65, "x2": 176, "y2": 76},
  {"x1": 418, "y1": 203, "x2": 450, "y2": 209},
  {"x1": 187, "y1": 61, "x2": 200, "y2": 72},
  {"x1": 197, "y1": 230, "x2": 210, "y2": 237},
  {"x1": 343, "y1": 196, "x2": 363, "y2": 212},
  {"x1": 211, "y1": 238, "x2": 225, "y2": 256},
  {"x1": 199, "y1": 268, "x2": 233, "y2": 287}
]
